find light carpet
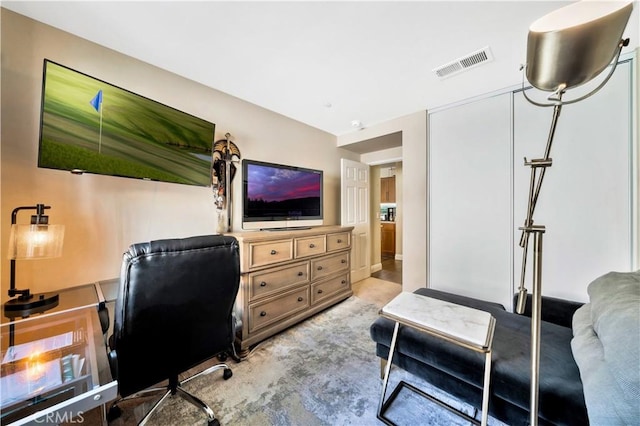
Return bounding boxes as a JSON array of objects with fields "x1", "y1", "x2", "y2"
[{"x1": 111, "y1": 295, "x2": 506, "y2": 425}]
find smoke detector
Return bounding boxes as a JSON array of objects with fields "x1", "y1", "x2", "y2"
[{"x1": 433, "y1": 46, "x2": 494, "y2": 79}]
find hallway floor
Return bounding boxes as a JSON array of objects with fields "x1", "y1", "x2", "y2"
[{"x1": 371, "y1": 258, "x2": 402, "y2": 285}]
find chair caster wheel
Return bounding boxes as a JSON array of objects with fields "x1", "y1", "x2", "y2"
[
  {"x1": 208, "y1": 418, "x2": 220, "y2": 426},
  {"x1": 106, "y1": 404, "x2": 122, "y2": 422},
  {"x1": 217, "y1": 352, "x2": 228, "y2": 361},
  {"x1": 223, "y1": 368, "x2": 232, "y2": 380}
]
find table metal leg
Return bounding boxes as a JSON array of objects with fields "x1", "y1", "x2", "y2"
[
  {"x1": 481, "y1": 350, "x2": 492, "y2": 426},
  {"x1": 377, "y1": 321, "x2": 400, "y2": 420}
]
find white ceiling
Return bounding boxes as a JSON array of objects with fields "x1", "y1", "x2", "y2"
[{"x1": 3, "y1": 1, "x2": 639, "y2": 137}]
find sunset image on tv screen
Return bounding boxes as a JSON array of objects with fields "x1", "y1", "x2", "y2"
[{"x1": 246, "y1": 163, "x2": 321, "y2": 218}]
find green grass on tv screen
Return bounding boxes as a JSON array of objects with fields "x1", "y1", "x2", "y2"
[{"x1": 39, "y1": 60, "x2": 215, "y2": 186}]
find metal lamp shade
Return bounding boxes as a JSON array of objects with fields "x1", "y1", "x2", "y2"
[
  {"x1": 8, "y1": 224, "x2": 65, "y2": 260},
  {"x1": 526, "y1": 1, "x2": 633, "y2": 92}
]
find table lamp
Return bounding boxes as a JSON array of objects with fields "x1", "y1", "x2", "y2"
[
  {"x1": 516, "y1": 1, "x2": 633, "y2": 425},
  {"x1": 4, "y1": 204, "x2": 65, "y2": 316}
]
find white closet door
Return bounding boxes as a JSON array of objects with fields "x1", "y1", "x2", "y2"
[
  {"x1": 513, "y1": 61, "x2": 633, "y2": 302},
  {"x1": 429, "y1": 93, "x2": 513, "y2": 308}
]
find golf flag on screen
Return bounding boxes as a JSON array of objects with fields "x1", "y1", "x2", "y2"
[
  {"x1": 90, "y1": 89, "x2": 103, "y2": 112},
  {"x1": 90, "y1": 89, "x2": 104, "y2": 153}
]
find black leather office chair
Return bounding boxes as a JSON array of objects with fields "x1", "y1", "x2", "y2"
[{"x1": 107, "y1": 235, "x2": 240, "y2": 426}]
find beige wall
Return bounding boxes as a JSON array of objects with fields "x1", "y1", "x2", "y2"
[
  {"x1": 637, "y1": 46, "x2": 640, "y2": 266},
  {"x1": 0, "y1": 9, "x2": 359, "y2": 299},
  {"x1": 369, "y1": 166, "x2": 382, "y2": 270},
  {"x1": 392, "y1": 163, "x2": 403, "y2": 259}
]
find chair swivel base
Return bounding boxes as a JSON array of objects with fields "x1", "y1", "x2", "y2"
[{"x1": 108, "y1": 363, "x2": 232, "y2": 426}]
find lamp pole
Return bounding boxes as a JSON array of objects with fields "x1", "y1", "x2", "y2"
[
  {"x1": 516, "y1": 100, "x2": 562, "y2": 311},
  {"x1": 516, "y1": 99, "x2": 563, "y2": 426},
  {"x1": 518, "y1": 35, "x2": 627, "y2": 424},
  {"x1": 518, "y1": 1, "x2": 632, "y2": 423}
]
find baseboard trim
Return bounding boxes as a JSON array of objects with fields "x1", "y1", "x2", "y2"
[
  {"x1": 371, "y1": 263, "x2": 382, "y2": 273},
  {"x1": 394, "y1": 254, "x2": 403, "y2": 261}
]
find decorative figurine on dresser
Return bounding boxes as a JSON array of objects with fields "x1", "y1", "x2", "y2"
[{"x1": 212, "y1": 133, "x2": 241, "y2": 233}]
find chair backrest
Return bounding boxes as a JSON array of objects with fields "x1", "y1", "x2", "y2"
[{"x1": 111, "y1": 235, "x2": 240, "y2": 397}]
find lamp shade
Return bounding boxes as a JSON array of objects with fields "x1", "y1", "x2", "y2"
[
  {"x1": 526, "y1": 1, "x2": 633, "y2": 92},
  {"x1": 8, "y1": 224, "x2": 65, "y2": 260}
]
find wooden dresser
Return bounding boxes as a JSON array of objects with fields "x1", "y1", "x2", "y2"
[{"x1": 228, "y1": 225, "x2": 354, "y2": 354}]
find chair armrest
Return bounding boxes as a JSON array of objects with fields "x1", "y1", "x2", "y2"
[
  {"x1": 515, "y1": 294, "x2": 584, "y2": 328},
  {"x1": 98, "y1": 304, "x2": 110, "y2": 335},
  {"x1": 107, "y1": 349, "x2": 118, "y2": 379}
]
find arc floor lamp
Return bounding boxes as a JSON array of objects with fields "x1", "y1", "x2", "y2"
[{"x1": 516, "y1": 1, "x2": 633, "y2": 425}]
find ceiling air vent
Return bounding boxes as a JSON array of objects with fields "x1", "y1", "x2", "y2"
[{"x1": 433, "y1": 46, "x2": 494, "y2": 79}]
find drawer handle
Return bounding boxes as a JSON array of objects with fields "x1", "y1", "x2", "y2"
[
  {"x1": 337, "y1": 239, "x2": 342, "y2": 243},
  {"x1": 341, "y1": 280, "x2": 347, "y2": 284},
  {"x1": 260, "y1": 311, "x2": 267, "y2": 317},
  {"x1": 317, "y1": 289, "x2": 323, "y2": 294},
  {"x1": 260, "y1": 281, "x2": 267, "y2": 287},
  {"x1": 317, "y1": 266, "x2": 323, "y2": 271},
  {"x1": 297, "y1": 297, "x2": 304, "y2": 302},
  {"x1": 298, "y1": 271, "x2": 304, "y2": 276},
  {"x1": 341, "y1": 259, "x2": 347, "y2": 264},
  {"x1": 270, "y1": 250, "x2": 277, "y2": 255},
  {"x1": 309, "y1": 243, "x2": 315, "y2": 248}
]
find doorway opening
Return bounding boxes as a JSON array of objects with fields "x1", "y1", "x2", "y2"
[
  {"x1": 339, "y1": 131, "x2": 403, "y2": 287},
  {"x1": 373, "y1": 162, "x2": 402, "y2": 285}
]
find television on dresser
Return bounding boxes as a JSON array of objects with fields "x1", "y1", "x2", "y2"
[
  {"x1": 38, "y1": 59, "x2": 215, "y2": 186},
  {"x1": 242, "y1": 159, "x2": 323, "y2": 230}
]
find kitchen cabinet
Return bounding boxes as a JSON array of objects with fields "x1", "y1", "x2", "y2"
[
  {"x1": 381, "y1": 176, "x2": 396, "y2": 203},
  {"x1": 381, "y1": 222, "x2": 396, "y2": 257}
]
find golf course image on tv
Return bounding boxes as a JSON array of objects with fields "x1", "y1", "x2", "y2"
[{"x1": 38, "y1": 60, "x2": 215, "y2": 186}]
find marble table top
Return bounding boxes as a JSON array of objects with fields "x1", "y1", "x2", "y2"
[{"x1": 381, "y1": 291, "x2": 495, "y2": 349}]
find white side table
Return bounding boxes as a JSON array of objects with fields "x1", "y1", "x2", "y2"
[{"x1": 377, "y1": 291, "x2": 496, "y2": 426}]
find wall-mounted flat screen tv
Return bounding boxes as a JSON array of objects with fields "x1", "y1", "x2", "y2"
[
  {"x1": 242, "y1": 159, "x2": 323, "y2": 230},
  {"x1": 38, "y1": 60, "x2": 215, "y2": 186}
]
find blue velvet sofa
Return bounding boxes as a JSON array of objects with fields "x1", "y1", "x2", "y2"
[{"x1": 370, "y1": 271, "x2": 640, "y2": 425}]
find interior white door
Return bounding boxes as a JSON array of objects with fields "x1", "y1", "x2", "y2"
[{"x1": 341, "y1": 158, "x2": 371, "y2": 283}]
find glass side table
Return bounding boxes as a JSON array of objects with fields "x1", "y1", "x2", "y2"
[
  {"x1": 377, "y1": 291, "x2": 496, "y2": 426},
  {"x1": 1, "y1": 281, "x2": 118, "y2": 425}
]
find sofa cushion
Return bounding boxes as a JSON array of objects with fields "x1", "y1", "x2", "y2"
[{"x1": 571, "y1": 271, "x2": 640, "y2": 425}]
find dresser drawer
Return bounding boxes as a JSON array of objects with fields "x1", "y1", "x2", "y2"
[
  {"x1": 294, "y1": 235, "x2": 326, "y2": 258},
  {"x1": 311, "y1": 274, "x2": 350, "y2": 305},
  {"x1": 249, "y1": 261, "x2": 309, "y2": 301},
  {"x1": 249, "y1": 239, "x2": 293, "y2": 269},
  {"x1": 327, "y1": 232, "x2": 350, "y2": 252},
  {"x1": 311, "y1": 252, "x2": 350, "y2": 281},
  {"x1": 249, "y1": 287, "x2": 309, "y2": 333}
]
